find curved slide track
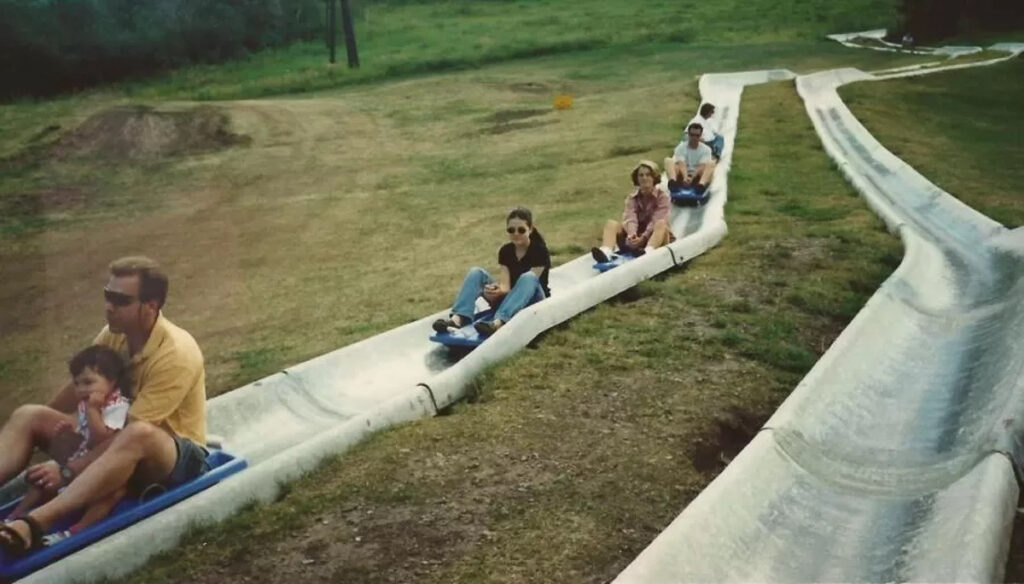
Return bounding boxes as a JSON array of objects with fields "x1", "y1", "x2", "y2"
[
  {"x1": 14, "y1": 70, "x2": 795, "y2": 583},
  {"x1": 615, "y1": 46, "x2": 1024, "y2": 582},
  {"x1": 828, "y1": 28, "x2": 982, "y2": 58}
]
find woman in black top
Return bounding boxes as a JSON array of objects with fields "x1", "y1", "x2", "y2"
[{"x1": 433, "y1": 207, "x2": 551, "y2": 337}]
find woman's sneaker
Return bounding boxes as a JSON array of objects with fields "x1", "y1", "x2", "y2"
[
  {"x1": 591, "y1": 247, "x2": 611, "y2": 263},
  {"x1": 432, "y1": 318, "x2": 458, "y2": 333},
  {"x1": 474, "y1": 321, "x2": 498, "y2": 336}
]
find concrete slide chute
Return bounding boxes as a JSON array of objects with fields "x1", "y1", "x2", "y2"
[{"x1": 615, "y1": 50, "x2": 1024, "y2": 583}]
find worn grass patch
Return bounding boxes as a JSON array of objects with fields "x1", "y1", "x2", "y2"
[
  {"x1": 841, "y1": 58, "x2": 1024, "y2": 226},
  {"x1": 109, "y1": 76, "x2": 902, "y2": 583}
]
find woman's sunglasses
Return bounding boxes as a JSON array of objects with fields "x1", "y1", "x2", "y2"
[
  {"x1": 506, "y1": 226, "x2": 528, "y2": 234},
  {"x1": 104, "y1": 288, "x2": 138, "y2": 307}
]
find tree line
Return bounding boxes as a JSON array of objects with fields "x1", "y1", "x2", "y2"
[
  {"x1": 1, "y1": 0, "x2": 1020, "y2": 100},
  {"x1": 899, "y1": 0, "x2": 1023, "y2": 42},
  {"x1": 0, "y1": 0, "x2": 325, "y2": 100}
]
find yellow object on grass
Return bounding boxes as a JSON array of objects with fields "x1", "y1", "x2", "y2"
[{"x1": 553, "y1": 95, "x2": 573, "y2": 110}]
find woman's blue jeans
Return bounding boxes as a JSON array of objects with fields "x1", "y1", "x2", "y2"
[{"x1": 451, "y1": 267, "x2": 546, "y2": 323}]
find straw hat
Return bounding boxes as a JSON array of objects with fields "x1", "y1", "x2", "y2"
[{"x1": 631, "y1": 159, "x2": 662, "y2": 186}]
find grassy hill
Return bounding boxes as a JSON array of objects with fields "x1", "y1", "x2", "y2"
[{"x1": 0, "y1": 0, "x2": 1020, "y2": 581}]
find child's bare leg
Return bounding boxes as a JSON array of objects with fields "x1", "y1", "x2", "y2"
[
  {"x1": 68, "y1": 486, "x2": 126, "y2": 532},
  {"x1": 8, "y1": 484, "x2": 56, "y2": 519}
]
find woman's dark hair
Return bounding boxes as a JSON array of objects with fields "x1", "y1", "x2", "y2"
[
  {"x1": 506, "y1": 206, "x2": 533, "y2": 227},
  {"x1": 699, "y1": 103, "x2": 715, "y2": 117},
  {"x1": 506, "y1": 206, "x2": 545, "y2": 246},
  {"x1": 69, "y1": 345, "x2": 131, "y2": 397}
]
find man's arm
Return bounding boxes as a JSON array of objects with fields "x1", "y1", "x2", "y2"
[
  {"x1": 47, "y1": 381, "x2": 78, "y2": 414},
  {"x1": 25, "y1": 436, "x2": 115, "y2": 491}
]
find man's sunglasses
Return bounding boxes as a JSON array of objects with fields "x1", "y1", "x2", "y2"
[
  {"x1": 104, "y1": 288, "x2": 138, "y2": 307},
  {"x1": 506, "y1": 226, "x2": 528, "y2": 234}
]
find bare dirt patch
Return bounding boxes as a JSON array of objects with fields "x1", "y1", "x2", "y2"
[
  {"x1": 486, "y1": 108, "x2": 549, "y2": 124},
  {"x1": 484, "y1": 119, "x2": 559, "y2": 135},
  {"x1": 254, "y1": 503, "x2": 485, "y2": 584},
  {"x1": 51, "y1": 105, "x2": 250, "y2": 160},
  {"x1": 507, "y1": 81, "x2": 551, "y2": 94},
  {"x1": 480, "y1": 108, "x2": 557, "y2": 135},
  {"x1": 691, "y1": 406, "x2": 767, "y2": 476},
  {"x1": 2, "y1": 187, "x2": 89, "y2": 216},
  {"x1": 28, "y1": 124, "x2": 62, "y2": 144},
  {"x1": 36, "y1": 186, "x2": 89, "y2": 210},
  {"x1": 0, "y1": 186, "x2": 93, "y2": 237}
]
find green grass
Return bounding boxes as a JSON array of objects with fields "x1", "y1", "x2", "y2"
[{"x1": 841, "y1": 58, "x2": 1024, "y2": 227}]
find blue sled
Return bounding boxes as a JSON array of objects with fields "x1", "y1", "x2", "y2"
[
  {"x1": 0, "y1": 449, "x2": 247, "y2": 581},
  {"x1": 593, "y1": 252, "x2": 638, "y2": 273},
  {"x1": 670, "y1": 185, "x2": 710, "y2": 206},
  {"x1": 429, "y1": 309, "x2": 496, "y2": 348}
]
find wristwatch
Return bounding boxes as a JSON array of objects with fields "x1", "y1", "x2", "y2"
[{"x1": 59, "y1": 464, "x2": 75, "y2": 485}]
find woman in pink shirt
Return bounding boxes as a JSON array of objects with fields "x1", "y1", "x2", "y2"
[{"x1": 591, "y1": 160, "x2": 674, "y2": 263}]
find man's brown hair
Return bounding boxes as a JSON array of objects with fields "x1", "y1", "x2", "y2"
[{"x1": 109, "y1": 256, "x2": 169, "y2": 309}]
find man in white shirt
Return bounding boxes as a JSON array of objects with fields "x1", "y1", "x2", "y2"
[
  {"x1": 687, "y1": 103, "x2": 724, "y2": 159},
  {"x1": 665, "y1": 123, "x2": 716, "y2": 194}
]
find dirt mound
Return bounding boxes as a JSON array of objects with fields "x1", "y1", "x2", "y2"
[{"x1": 52, "y1": 105, "x2": 250, "y2": 160}]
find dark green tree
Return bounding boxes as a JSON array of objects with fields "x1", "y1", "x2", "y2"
[{"x1": 0, "y1": 0, "x2": 324, "y2": 100}]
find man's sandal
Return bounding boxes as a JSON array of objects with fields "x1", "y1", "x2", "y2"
[{"x1": 0, "y1": 516, "x2": 44, "y2": 556}]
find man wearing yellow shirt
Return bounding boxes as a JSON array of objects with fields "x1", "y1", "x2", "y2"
[{"x1": 0, "y1": 256, "x2": 208, "y2": 553}]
